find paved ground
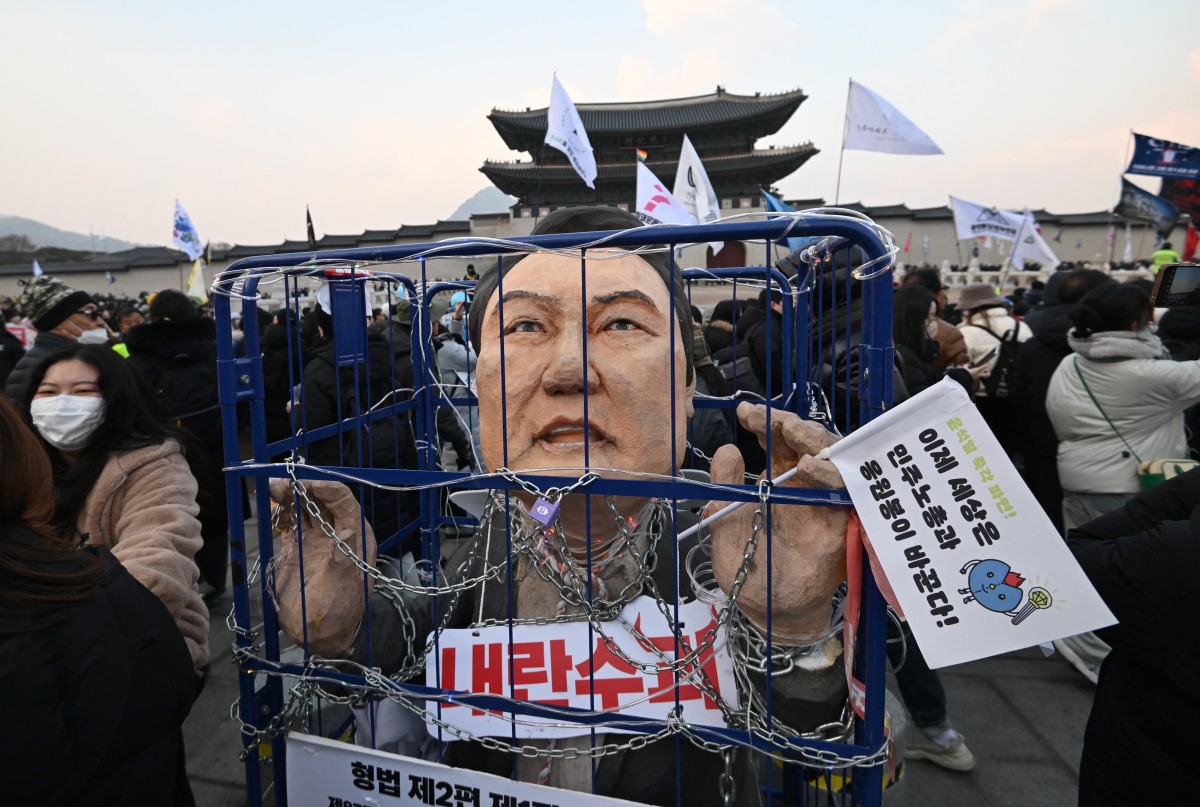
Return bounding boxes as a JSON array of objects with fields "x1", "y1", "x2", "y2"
[{"x1": 185, "y1": 575, "x2": 1096, "y2": 807}]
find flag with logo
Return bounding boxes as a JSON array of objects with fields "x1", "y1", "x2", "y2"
[
  {"x1": 307, "y1": 205, "x2": 318, "y2": 250},
  {"x1": 1126, "y1": 133, "x2": 1200, "y2": 180},
  {"x1": 186, "y1": 259, "x2": 209, "y2": 304},
  {"x1": 844, "y1": 81, "x2": 943, "y2": 156},
  {"x1": 1115, "y1": 178, "x2": 1179, "y2": 238},
  {"x1": 544, "y1": 75, "x2": 596, "y2": 189},
  {"x1": 635, "y1": 162, "x2": 695, "y2": 226},
  {"x1": 1012, "y1": 211, "x2": 1060, "y2": 270},
  {"x1": 32, "y1": 258, "x2": 43, "y2": 277},
  {"x1": 949, "y1": 197, "x2": 1027, "y2": 242},
  {"x1": 172, "y1": 201, "x2": 205, "y2": 261},
  {"x1": 673, "y1": 134, "x2": 722, "y2": 253}
]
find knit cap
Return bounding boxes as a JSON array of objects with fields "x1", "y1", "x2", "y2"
[{"x1": 19, "y1": 276, "x2": 94, "y2": 332}]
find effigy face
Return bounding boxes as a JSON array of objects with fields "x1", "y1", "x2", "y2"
[{"x1": 474, "y1": 250, "x2": 693, "y2": 478}]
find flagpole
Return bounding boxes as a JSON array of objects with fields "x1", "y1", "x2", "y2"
[
  {"x1": 533, "y1": 140, "x2": 547, "y2": 226},
  {"x1": 998, "y1": 211, "x2": 1027, "y2": 291},
  {"x1": 833, "y1": 79, "x2": 852, "y2": 206},
  {"x1": 1108, "y1": 130, "x2": 1135, "y2": 268}
]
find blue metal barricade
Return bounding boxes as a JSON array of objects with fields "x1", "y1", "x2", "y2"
[{"x1": 214, "y1": 213, "x2": 897, "y2": 807}]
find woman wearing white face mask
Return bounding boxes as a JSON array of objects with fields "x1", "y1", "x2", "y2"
[{"x1": 22, "y1": 344, "x2": 210, "y2": 675}]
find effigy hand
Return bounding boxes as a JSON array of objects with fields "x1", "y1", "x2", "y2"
[
  {"x1": 707, "y1": 403, "x2": 849, "y2": 642},
  {"x1": 269, "y1": 478, "x2": 377, "y2": 657}
]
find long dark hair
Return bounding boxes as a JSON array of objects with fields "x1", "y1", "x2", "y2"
[
  {"x1": 21, "y1": 343, "x2": 200, "y2": 537},
  {"x1": 0, "y1": 395, "x2": 106, "y2": 677},
  {"x1": 893, "y1": 285, "x2": 938, "y2": 355},
  {"x1": 1069, "y1": 283, "x2": 1151, "y2": 338}
]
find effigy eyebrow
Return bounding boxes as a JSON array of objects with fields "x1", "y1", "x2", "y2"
[
  {"x1": 591, "y1": 289, "x2": 659, "y2": 309},
  {"x1": 491, "y1": 289, "x2": 558, "y2": 319}
]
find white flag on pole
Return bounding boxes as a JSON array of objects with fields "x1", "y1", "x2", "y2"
[
  {"x1": 32, "y1": 258, "x2": 43, "y2": 277},
  {"x1": 172, "y1": 201, "x2": 205, "y2": 261},
  {"x1": 186, "y1": 259, "x2": 209, "y2": 304},
  {"x1": 544, "y1": 75, "x2": 597, "y2": 189},
  {"x1": 1012, "y1": 210, "x2": 1061, "y2": 270},
  {"x1": 844, "y1": 81, "x2": 944, "y2": 155},
  {"x1": 950, "y1": 197, "x2": 1027, "y2": 242},
  {"x1": 635, "y1": 162, "x2": 697, "y2": 227},
  {"x1": 673, "y1": 134, "x2": 723, "y2": 253}
]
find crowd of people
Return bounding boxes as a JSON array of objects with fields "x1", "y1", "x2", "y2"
[{"x1": 0, "y1": 219, "x2": 1197, "y2": 804}]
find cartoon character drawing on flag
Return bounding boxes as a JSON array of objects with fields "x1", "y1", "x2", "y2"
[{"x1": 172, "y1": 201, "x2": 205, "y2": 261}]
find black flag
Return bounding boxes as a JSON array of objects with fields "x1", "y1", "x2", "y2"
[{"x1": 306, "y1": 205, "x2": 318, "y2": 250}]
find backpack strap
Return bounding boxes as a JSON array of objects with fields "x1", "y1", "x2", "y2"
[{"x1": 1073, "y1": 357, "x2": 1142, "y2": 463}]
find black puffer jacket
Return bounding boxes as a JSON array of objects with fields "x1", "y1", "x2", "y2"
[
  {"x1": 1069, "y1": 468, "x2": 1200, "y2": 806},
  {"x1": 261, "y1": 317, "x2": 307, "y2": 444},
  {"x1": 4, "y1": 331, "x2": 72, "y2": 402},
  {"x1": 300, "y1": 334, "x2": 420, "y2": 551},
  {"x1": 0, "y1": 327, "x2": 26, "y2": 394},
  {"x1": 0, "y1": 541, "x2": 196, "y2": 806},
  {"x1": 125, "y1": 318, "x2": 221, "y2": 437}
]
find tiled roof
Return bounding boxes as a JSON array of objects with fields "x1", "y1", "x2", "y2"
[
  {"x1": 223, "y1": 244, "x2": 280, "y2": 259},
  {"x1": 482, "y1": 144, "x2": 818, "y2": 182},
  {"x1": 489, "y1": 88, "x2": 807, "y2": 140},
  {"x1": 317, "y1": 234, "x2": 359, "y2": 248},
  {"x1": 434, "y1": 220, "x2": 471, "y2": 233},
  {"x1": 396, "y1": 224, "x2": 435, "y2": 239},
  {"x1": 277, "y1": 240, "x2": 314, "y2": 253},
  {"x1": 359, "y1": 229, "x2": 398, "y2": 243}
]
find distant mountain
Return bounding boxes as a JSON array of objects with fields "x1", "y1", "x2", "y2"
[
  {"x1": 448, "y1": 187, "x2": 516, "y2": 221},
  {"x1": 0, "y1": 215, "x2": 140, "y2": 253}
]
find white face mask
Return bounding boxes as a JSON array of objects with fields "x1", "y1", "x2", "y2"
[
  {"x1": 29, "y1": 395, "x2": 107, "y2": 451},
  {"x1": 76, "y1": 326, "x2": 111, "y2": 345},
  {"x1": 925, "y1": 319, "x2": 939, "y2": 340}
]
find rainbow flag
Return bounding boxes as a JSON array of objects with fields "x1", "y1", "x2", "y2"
[{"x1": 636, "y1": 148, "x2": 648, "y2": 162}]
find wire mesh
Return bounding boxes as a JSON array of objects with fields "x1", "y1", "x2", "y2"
[{"x1": 214, "y1": 212, "x2": 898, "y2": 807}]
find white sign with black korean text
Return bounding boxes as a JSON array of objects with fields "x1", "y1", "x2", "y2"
[
  {"x1": 425, "y1": 596, "x2": 737, "y2": 739},
  {"x1": 825, "y1": 377, "x2": 1116, "y2": 669},
  {"x1": 285, "y1": 732, "x2": 641, "y2": 807}
]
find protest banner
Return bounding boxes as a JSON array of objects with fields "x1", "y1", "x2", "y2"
[
  {"x1": 823, "y1": 378, "x2": 1116, "y2": 669},
  {"x1": 425, "y1": 596, "x2": 737, "y2": 739},
  {"x1": 286, "y1": 732, "x2": 640, "y2": 807}
]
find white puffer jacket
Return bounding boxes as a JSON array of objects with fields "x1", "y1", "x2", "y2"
[
  {"x1": 1047, "y1": 329, "x2": 1200, "y2": 494},
  {"x1": 959, "y1": 309, "x2": 1032, "y2": 377}
]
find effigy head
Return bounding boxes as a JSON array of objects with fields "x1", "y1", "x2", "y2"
[{"x1": 468, "y1": 207, "x2": 695, "y2": 476}]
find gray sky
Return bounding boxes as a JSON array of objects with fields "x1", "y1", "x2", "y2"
[{"x1": 3, "y1": 0, "x2": 1197, "y2": 246}]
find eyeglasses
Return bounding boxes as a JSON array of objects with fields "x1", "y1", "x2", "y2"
[{"x1": 75, "y1": 308, "x2": 102, "y2": 320}]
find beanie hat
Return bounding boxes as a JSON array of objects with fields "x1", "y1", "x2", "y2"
[{"x1": 20, "y1": 276, "x2": 94, "y2": 332}]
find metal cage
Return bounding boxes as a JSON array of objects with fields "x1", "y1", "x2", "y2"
[{"x1": 214, "y1": 213, "x2": 897, "y2": 807}]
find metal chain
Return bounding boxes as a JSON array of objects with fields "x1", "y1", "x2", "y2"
[{"x1": 236, "y1": 466, "x2": 889, "y2": 771}]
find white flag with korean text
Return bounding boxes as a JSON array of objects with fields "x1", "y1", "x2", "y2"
[
  {"x1": 823, "y1": 378, "x2": 1115, "y2": 669},
  {"x1": 635, "y1": 162, "x2": 697, "y2": 227},
  {"x1": 950, "y1": 196, "x2": 1026, "y2": 242},
  {"x1": 544, "y1": 75, "x2": 597, "y2": 189},
  {"x1": 673, "y1": 134, "x2": 723, "y2": 253},
  {"x1": 844, "y1": 81, "x2": 943, "y2": 155}
]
